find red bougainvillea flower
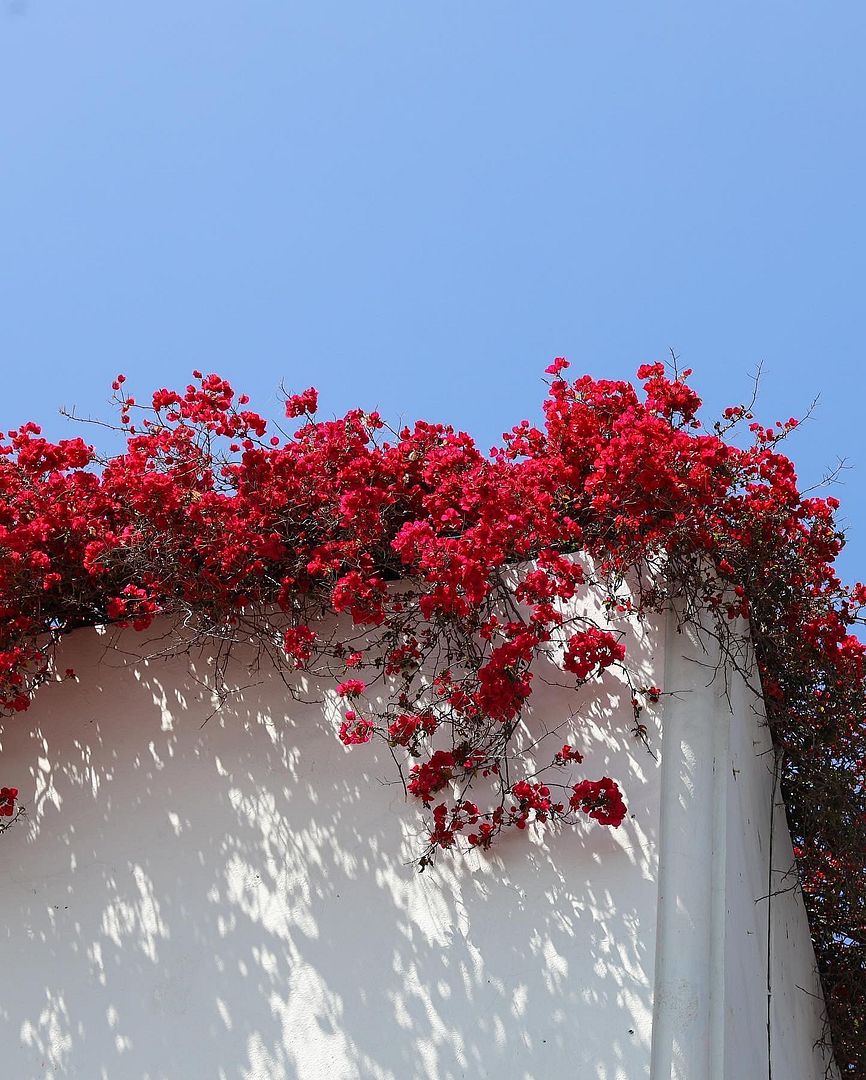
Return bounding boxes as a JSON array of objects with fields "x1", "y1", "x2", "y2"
[
  {"x1": 338, "y1": 714, "x2": 374, "y2": 745},
  {"x1": 563, "y1": 628, "x2": 626, "y2": 681},
  {"x1": 387, "y1": 712, "x2": 437, "y2": 746},
  {"x1": 570, "y1": 778, "x2": 627, "y2": 827},
  {"x1": 336, "y1": 679, "x2": 366, "y2": 697},
  {"x1": 285, "y1": 387, "x2": 318, "y2": 418},
  {"x1": 282, "y1": 626, "x2": 316, "y2": 667}
]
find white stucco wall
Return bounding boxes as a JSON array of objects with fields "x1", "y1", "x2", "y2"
[
  {"x1": 654, "y1": 616, "x2": 839, "y2": 1080},
  {"x1": 0, "y1": 601, "x2": 837, "y2": 1079},
  {"x1": 722, "y1": 632, "x2": 839, "y2": 1080}
]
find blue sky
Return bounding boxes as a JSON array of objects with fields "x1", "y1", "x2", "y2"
[{"x1": 1, "y1": 2, "x2": 864, "y2": 579}]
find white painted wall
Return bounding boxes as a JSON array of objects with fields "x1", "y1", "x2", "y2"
[
  {"x1": 654, "y1": 615, "x2": 839, "y2": 1080},
  {"x1": 0, "y1": 603, "x2": 837, "y2": 1079},
  {"x1": 722, "y1": 630, "x2": 839, "y2": 1080}
]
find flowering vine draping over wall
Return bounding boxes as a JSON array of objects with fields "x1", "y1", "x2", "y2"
[{"x1": 0, "y1": 361, "x2": 864, "y2": 1072}]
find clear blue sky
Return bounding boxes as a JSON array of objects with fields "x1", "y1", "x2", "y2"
[{"x1": 1, "y1": 2, "x2": 864, "y2": 579}]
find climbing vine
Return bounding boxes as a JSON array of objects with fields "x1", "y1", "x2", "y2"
[{"x1": 0, "y1": 360, "x2": 863, "y2": 1072}]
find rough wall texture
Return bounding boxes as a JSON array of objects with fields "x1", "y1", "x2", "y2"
[
  {"x1": 723, "y1": 637, "x2": 839, "y2": 1080},
  {"x1": 0, "y1": 605, "x2": 836, "y2": 1079},
  {"x1": 655, "y1": 616, "x2": 838, "y2": 1080}
]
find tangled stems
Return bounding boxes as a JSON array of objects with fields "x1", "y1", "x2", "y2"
[{"x1": 0, "y1": 360, "x2": 864, "y2": 1071}]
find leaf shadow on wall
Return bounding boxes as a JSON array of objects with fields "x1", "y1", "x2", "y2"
[{"x1": 0, "y1": 618, "x2": 662, "y2": 1080}]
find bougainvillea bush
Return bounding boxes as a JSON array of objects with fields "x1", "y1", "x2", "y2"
[{"x1": 0, "y1": 361, "x2": 864, "y2": 1071}]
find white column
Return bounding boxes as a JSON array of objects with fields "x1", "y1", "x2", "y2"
[{"x1": 650, "y1": 606, "x2": 730, "y2": 1080}]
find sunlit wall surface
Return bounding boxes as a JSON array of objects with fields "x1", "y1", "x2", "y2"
[{"x1": 0, "y1": 604, "x2": 835, "y2": 1080}]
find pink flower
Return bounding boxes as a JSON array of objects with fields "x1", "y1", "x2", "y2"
[
  {"x1": 0, "y1": 787, "x2": 19, "y2": 817},
  {"x1": 339, "y1": 715, "x2": 373, "y2": 745},
  {"x1": 336, "y1": 679, "x2": 366, "y2": 697}
]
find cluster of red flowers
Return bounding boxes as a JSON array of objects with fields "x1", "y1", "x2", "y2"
[
  {"x1": 563, "y1": 627, "x2": 626, "y2": 680},
  {"x1": 0, "y1": 360, "x2": 864, "y2": 1071},
  {"x1": 570, "y1": 777, "x2": 628, "y2": 827},
  {"x1": 338, "y1": 713, "x2": 373, "y2": 745}
]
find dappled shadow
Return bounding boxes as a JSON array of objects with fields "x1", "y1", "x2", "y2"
[{"x1": 0, "y1": 608, "x2": 663, "y2": 1080}]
